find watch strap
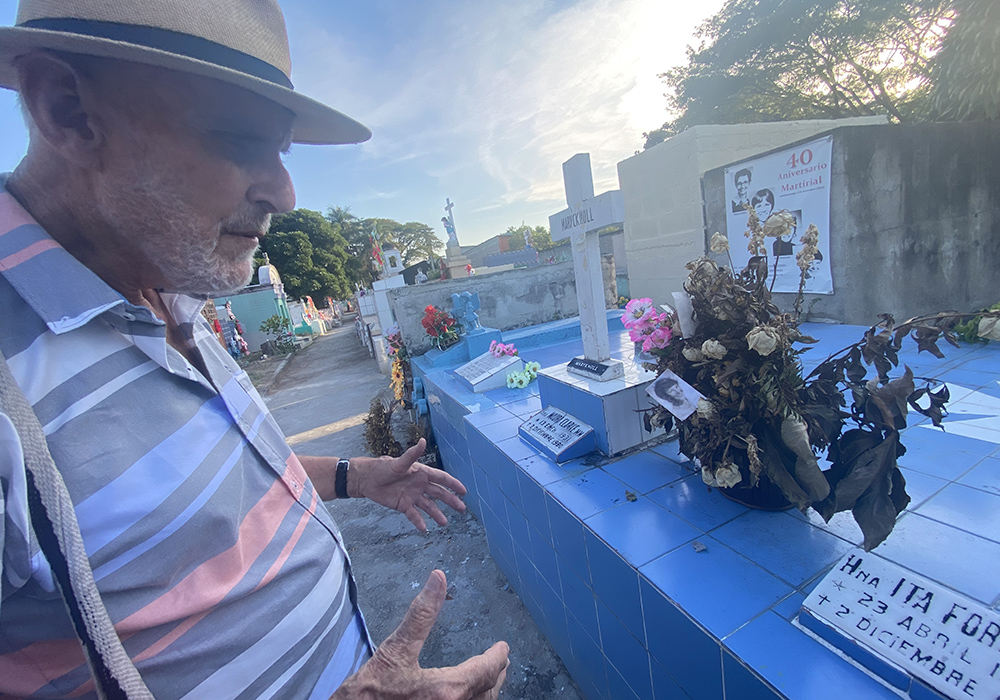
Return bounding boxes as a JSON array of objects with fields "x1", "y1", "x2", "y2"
[{"x1": 335, "y1": 459, "x2": 351, "y2": 499}]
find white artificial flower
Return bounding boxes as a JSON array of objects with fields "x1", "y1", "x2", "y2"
[
  {"x1": 682, "y1": 346, "x2": 705, "y2": 362},
  {"x1": 978, "y1": 316, "x2": 1000, "y2": 341},
  {"x1": 701, "y1": 339, "x2": 727, "y2": 360},
  {"x1": 746, "y1": 326, "x2": 780, "y2": 356},
  {"x1": 714, "y1": 463, "x2": 742, "y2": 488},
  {"x1": 709, "y1": 232, "x2": 730, "y2": 255},
  {"x1": 696, "y1": 398, "x2": 716, "y2": 419}
]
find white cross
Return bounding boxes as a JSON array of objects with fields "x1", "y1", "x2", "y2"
[{"x1": 548, "y1": 154, "x2": 625, "y2": 364}]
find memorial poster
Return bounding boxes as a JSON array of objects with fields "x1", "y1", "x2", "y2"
[{"x1": 724, "y1": 135, "x2": 834, "y2": 294}]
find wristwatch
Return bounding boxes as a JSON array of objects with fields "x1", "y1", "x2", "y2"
[{"x1": 335, "y1": 459, "x2": 351, "y2": 499}]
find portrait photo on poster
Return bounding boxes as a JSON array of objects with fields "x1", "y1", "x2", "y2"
[{"x1": 646, "y1": 369, "x2": 704, "y2": 421}]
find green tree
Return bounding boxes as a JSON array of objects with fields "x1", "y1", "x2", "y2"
[
  {"x1": 328, "y1": 206, "x2": 379, "y2": 289},
  {"x1": 928, "y1": 0, "x2": 1000, "y2": 121},
  {"x1": 392, "y1": 221, "x2": 444, "y2": 265},
  {"x1": 504, "y1": 224, "x2": 554, "y2": 252},
  {"x1": 261, "y1": 209, "x2": 353, "y2": 301},
  {"x1": 644, "y1": 0, "x2": 954, "y2": 149}
]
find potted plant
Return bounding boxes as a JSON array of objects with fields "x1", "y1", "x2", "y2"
[{"x1": 631, "y1": 209, "x2": 1000, "y2": 551}]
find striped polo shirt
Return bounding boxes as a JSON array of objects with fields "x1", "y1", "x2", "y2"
[{"x1": 0, "y1": 181, "x2": 373, "y2": 699}]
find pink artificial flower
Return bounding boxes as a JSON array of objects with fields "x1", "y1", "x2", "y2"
[
  {"x1": 642, "y1": 326, "x2": 673, "y2": 352},
  {"x1": 621, "y1": 298, "x2": 654, "y2": 328}
]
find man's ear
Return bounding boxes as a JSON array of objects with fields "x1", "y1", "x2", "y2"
[{"x1": 14, "y1": 50, "x2": 106, "y2": 165}]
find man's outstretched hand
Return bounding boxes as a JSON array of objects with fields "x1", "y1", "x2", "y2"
[
  {"x1": 332, "y1": 570, "x2": 509, "y2": 700},
  {"x1": 353, "y1": 439, "x2": 467, "y2": 532}
]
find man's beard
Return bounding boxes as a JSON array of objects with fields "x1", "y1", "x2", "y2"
[{"x1": 96, "y1": 169, "x2": 270, "y2": 296}]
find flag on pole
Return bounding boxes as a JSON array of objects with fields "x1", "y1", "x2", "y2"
[{"x1": 370, "y1": 226, "x2": 384, "y2": 267}]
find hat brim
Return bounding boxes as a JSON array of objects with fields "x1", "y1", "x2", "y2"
[{"x1": 0, "y1": 26, "x2": 372, "y2": 145}]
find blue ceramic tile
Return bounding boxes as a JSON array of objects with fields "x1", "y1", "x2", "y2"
[
  {"x1": 492, "y1": 454, "x2": 523, "y2": 511},
  {"x1": 586, "y1": 529, "x2": 645, "y2": 644},
  {"x1": 958, "y1": 455, "x2": 1000, "y2": 495},
  {"x1": 640, "y1": 537, "x2": 792, "y2": 638},
  {"x1": 475, "y1": 414, "x2": 523, "y2": 443},
  {"x1": 559, "y1": 557, "x2": 600, "y2": 644},
  {"x1": 786, "y1": 508, "x2": 864, "y2": 546},
  {"x1": 547, "y1": 497, "x2": 590, "y2": 583},
  {"x1": 722, "y1": 651, "x2": 781, "y2": 700},
  {"x1": 536, "y1": 575, "x2": 570, "y2": 652},
  {"x1": 910, "y1": 679, "x2": 950, "y2": 700},
  {"x1": 484, "y1": 385, "x2": 531, "y2": 406},
  {"x1": 506, "y1": 394, "x2": 543, "y2": 419},
  {"x1": 897, "y1": 431, "x2": 987, "y2": 480},
  {"x1": 647, "y1": 475, "x2": 749, "y2": 533},
  {"x1": 606, "y1": 663, "x2": 642, "y2": 700},
  {"x1": 906, "y1": 424, "x2": 999, "y2": 457},
  {"x1": 648, "y1": 439, "x2": 691, "y2": 465},
  {"x1": 711, "y1": 511, "x2": 856, "y2": 587},
  {"x1": 649, "y1": 657, "x2": 696, "y2": 700},
  {"x1": 957, "y1": 354, "x2": 1000, "y2": 374},
  {"x1": 917, "y1": 482, "x2": 1000, "y2": 543},
  {"x1": 899, "y1": 467, "x2": 950, "y2": 511},
  {"x1": 529, "y1": 522, "x2": 561, "y2": 591},
  {"x1": 548, "y1": 469, "x2": 629, "y2": 520},
  {"x1": 518, "y1": 453, "x2": 593, "y2": 486},
  {"x1": 585, "y1": 497, "x2": 699, "y2": 568},
  {"x1": 597, "y1": 600, "x2": 654, "y2": 700},
  {"x1": 640, "y1": 577, "x2": 724, "y2": 700},
  {"x1": 466, "y1": 426, "x2": 500, "y2": 474},
  {"x1": 601, "y1": 451, "x2": 690, "y2": 494},
  {"x1": 876, "y1": 513, "x2": 1000, "y2": 604},
  {"x1": 937, "y1": 367, "x2": 999, "y2": 389},
  {"x1": 726, "y1": 612, "x2": 899, "y2": 700},
  {"x1": 773, "y1": 592, "x2": 806, "y2": 620},
  {"x1": 464, "y1": 406, "x2": 517, "y2": 430},
  {"x1": 496, "y1": 435, "x2": 541, "y2": 465},
  {"x1": 506, "y1": 504, "x2": 530, "y2": 556},
  {"x1": 566, "y1": 612, "x2": 610, "y2": 700},
  {"x1": 572, "y1": 390, "x2": 607, "y2": 438},
  {"x1": 512, "y1": 543, "x2": 536, "y2": 598},
  {"x1": 539, "y1": 376, "x2": 574, "y2": 414},
  {"x1": 798, "y1": 612, "x2": 910, "y2": 691},
  {"x1": 516, "y1": 470, "x2": 551, "y2": 542}
]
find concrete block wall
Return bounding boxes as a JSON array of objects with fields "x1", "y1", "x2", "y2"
[
  {"x1": 618, "y1": 116, "x2": 888, "y2": 306},
  {"x1": 702, "y1": 122, "x2": 1000, "y2": 325},
  {"x1": 387, "y1": 262, "x2": 616, "y2": 356}
]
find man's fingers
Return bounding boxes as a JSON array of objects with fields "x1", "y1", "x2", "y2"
[
  {"x1": 426, "y1": 483, "x2": 466, "y2": 513},
  {"x1": 382, "y1": 570, "x2": 447, "y2": 662},
  {"x1": 404, "y1": 507, "x2": 428, "y2": 533},
  {"x1": 393, "y1": 438, "x2": 426, "y2": 472},
  {"x1": 417, "y1": 496, "x2": 449, "y2": 527},
  {"x1": 472, "y1": 660, "x2": 509, "y2": 700},
  {"x1": 450, "y1": 641, "x2": 510, "y2": 698},
  {"x1": 427, "y1": 467, "x2": 467, "y2": 497}
]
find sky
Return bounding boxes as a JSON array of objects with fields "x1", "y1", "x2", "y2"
[{"x1": 0, "y1": 0, "x2": 724, "y2": 246}]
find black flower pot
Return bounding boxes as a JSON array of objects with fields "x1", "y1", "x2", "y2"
[{"x1": 717, "y1": 474, "x2": 795, "y2": 511}]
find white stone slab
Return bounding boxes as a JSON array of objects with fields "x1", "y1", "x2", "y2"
[
  {"x1": 454, "y1": 352, "x2": 523, "y2": 393},
  {"x1": 518, "y1": 406, "x2": 595, "y2": 462},
  {"x1": 804, "y1": 549, "x2": 1000, "y2": 700}
]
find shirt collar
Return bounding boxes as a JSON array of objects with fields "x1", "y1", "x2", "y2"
[{"x1": 0, "y1": 175, "x2": 156, "y2": 334}]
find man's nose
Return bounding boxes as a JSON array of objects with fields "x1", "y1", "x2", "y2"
[{"x1": 247, "y1": 161, "x2": 296, "y2": 215}]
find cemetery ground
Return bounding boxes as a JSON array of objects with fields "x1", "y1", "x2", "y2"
[{"x1": 261, "y1": 323, "x2": 583, "y2": 699}]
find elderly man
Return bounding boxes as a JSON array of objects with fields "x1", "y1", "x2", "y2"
[{"x1": 0, "y1": 2, "x2": 507, "y2": 699}]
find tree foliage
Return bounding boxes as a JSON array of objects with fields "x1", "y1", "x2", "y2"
[
  {"x1": 504, "y1": 224, "x2": 554, "y2": 251},
  {"x1": 928, "y1": 0, "x2": 1000, "y2": 121},
  {"x1": 260, "y1": 209, "x2": 353, "y2": 301},
  {"x1": 644, "y1": 0, "x2": 955, "y2": 149}
]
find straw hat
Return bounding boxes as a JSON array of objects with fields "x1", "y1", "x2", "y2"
[{"x1": 0, "y1": 0, "x2": 371, "y2": 145}]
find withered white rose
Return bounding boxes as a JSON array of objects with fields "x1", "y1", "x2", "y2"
[
  {"x1": 714, "y1": 463, "x2": 742, "y2": 488},
  {"x1": 762, "y1": 211, "x2": 796, "y2": 238},
  {"x1": 746, "y1": 326, "x2": 780, "y2": 356},
  {"x1": 978, "y1": 316, "x2": 1000, "y2": 341},
  {"x1": 682, "y1": 346, "x2": 705, "y2": 362},
  {"x1": 696, "y1": 398, "x2": 716, "y2": 419},
  {"x1": 709, "y1": 232, "x2": 730, "y2": 254},
  {"x1": 701, "y1": 466, "x2": 716, "y2": 486},
  {"x1": 701, "y1": 339, "x2": 727, "y2": 360}
]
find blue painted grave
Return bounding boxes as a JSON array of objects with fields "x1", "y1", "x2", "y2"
[{"x1": 412, "y1": 316, "x2": 1000, "y2": 700}]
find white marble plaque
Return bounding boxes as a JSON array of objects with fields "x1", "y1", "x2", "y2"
[
  {"x1": 454, "y1": 352, "x2": 522, "y2": 393},
  {"x1": 519, "y1": 407, "x2": 594, "y2": 461},
  {"x1": 803, "y1": 550, "x2": 1000, "y2": 700}
]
